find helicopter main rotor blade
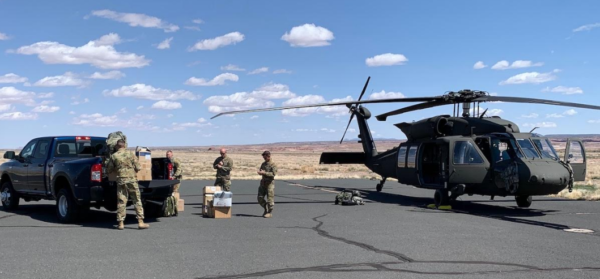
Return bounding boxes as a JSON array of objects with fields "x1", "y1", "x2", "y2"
[
  {"x1": 340, "y1": 113, "x2": 355, "y2": 144},
  {"x1": 473, "y1": 96, "x2": 600, "y2": 110},
  {"x1": 375, "y1": 100, "x2": 450, "y2": 121},
  {"x1": 210, "y1": 96, "x2": 440, "y2": 119},
  {"x1": 357, "y1": 76, "x2": 371, "y2": 102}
]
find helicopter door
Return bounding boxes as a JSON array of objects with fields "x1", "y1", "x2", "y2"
[
  {"x1": 449, "y1": 139, "x2": 490, "y2": 186},
  {"x1": 564, "y1": 139, "x2": 586, "y2": 181}
]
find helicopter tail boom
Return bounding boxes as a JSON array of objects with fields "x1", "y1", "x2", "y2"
[{"x1": 319, "y1": 152, "x2": 366, "y2": 164}]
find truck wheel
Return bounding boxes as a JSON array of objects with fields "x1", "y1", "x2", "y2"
[
  {"x1": 1, "y1": 181, "x2": 20, "y2": 211},
  {"x1": 56, "y1": 188, "x2": 81, "y2": 223},
  {"x1": 143, "y1": 201, "x2": 161, "y2": 218}
]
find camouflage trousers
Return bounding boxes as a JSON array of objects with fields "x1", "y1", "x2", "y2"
[
  {"x1": 215, "y1": 177, "x2": 231, "y2": 192},
  {"x1": 117, "y1": 181, "x2": 144, "y2": 222},
  {"x1": 257, "y1": 179, "x2": 275, "y2": 211}
]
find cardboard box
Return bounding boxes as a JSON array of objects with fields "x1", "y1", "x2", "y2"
[
  {"x1": 211, "y1": 206, "x2": 231, "y2": 219},
  {"x1": 207, "y1": 200, "x2": 215, "y2": 218},
  {"x1": 137, "y1": 169, "x2": 152, "y2": 181},
  {"x1": 203, "y1": 186, "x2": 222, "y2": 194},
  {"x1": 177, "y1": 198, "x2": 184, "y2": 212},
  {"x1": 203, "y1": 194, "x2": 214, "y2": 216},
  {"x1": 213, "y1": 191, "x2": 232, "y2": 207},
  {"x1": 174, "y1": 192, "x2": 180, "y2": 201}
]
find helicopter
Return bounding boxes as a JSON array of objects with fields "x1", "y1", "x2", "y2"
[{"x1": 211, "y1": 77, "x2": 600, "y2": 208}]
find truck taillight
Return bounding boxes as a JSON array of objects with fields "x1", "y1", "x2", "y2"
[
  {"x1": 91, "y1": 163, "x2": 102, "y2": 182},
  {"x1": 167, "y1": 163, "x2": 173, "y2": 180},
  {"x1": 76, "y1": 136, "x2": 91, "y2": 141}
]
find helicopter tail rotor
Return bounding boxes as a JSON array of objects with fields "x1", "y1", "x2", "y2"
[{"x1": 340, "y1": 76, "x2": 371, "y2": 144}]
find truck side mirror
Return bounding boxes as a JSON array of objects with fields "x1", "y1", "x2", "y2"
[{"x1": 3, "y1": 151, "x2": 15, "y2": 160}]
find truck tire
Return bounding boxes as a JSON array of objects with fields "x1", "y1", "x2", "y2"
[
  {"x1": 143, "y1": 200, "x2": 161, "y2": 218},
  {"x1": 1, "y1": 181, "x2": 20, "y2": 211},
  {"x1": 56, "y1": 188, "x2": 82, "y2": 223}
]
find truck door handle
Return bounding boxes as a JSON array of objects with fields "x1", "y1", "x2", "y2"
[{"x1": 38, "y1": 164, "x2": 45, "y2": 167}]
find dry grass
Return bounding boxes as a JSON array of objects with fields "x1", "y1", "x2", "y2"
[{"x1": 2, "y1": 140, "x2": 600, "y2": 200}]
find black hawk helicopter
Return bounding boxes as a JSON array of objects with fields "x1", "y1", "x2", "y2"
[{"x1": 212, "y1": 77, "x2": 600, "y2": 208}]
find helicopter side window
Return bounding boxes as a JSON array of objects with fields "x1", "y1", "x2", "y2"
[
  {"x1": 516, "y1": 139, "x2": 541, "y2": 159},
  {"x1": 453, "y1": 141, "x2": 484, "y2": 165},
  {"x1": 532, "y1": 139, "x2": 558, "y2": 160},
  {"x1": 406, "y1": 146, "x2": 418, "y2": 168},
  {"x1": 397, "y1": 146, "x2": 408, "y2": 168},
  {"x1": 491, "y1": 138, "x2": 522, "y2": 162}
]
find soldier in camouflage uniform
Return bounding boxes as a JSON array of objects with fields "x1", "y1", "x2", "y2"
[
  {"x1": 166, "y1": 150, "x2": 183, "y2": 193},
  {"x1": 106, "y1": 140, "x2": 149, "y2": 230},
  {"x1": 257, "y1": 151, "x2": 277, "y2": 218},
  {"x1": 213, "y1": 148, "x2": 234, "y2": 191}
]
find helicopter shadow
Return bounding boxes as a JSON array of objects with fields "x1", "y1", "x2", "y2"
[
  {"x1": 302, "y1": 183, "x2": 575, "y2": 233},
  {"x1": 1, "y1": 204, "x2": 160, "y2": 230}
]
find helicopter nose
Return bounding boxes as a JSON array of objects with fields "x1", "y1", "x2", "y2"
[{"x1": 523, "y1": 163, "x2": 570, "y2": 195}]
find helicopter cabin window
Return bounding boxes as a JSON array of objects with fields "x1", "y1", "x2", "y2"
[
  {"x1": 491, "y1": 138, "x2": 522, "y2": 162},
  {"x1": 397, "y1": 146, "x2": 408, "y2": 168},
  {"x1": 516, "y1": 139, "x2": 541, "y2": 159},
  {"x1": 568, "y1": 141, "x2": 584, "y2": 163},
  {"x1": 406, "y1": 146, "x2": 418, "y2": 168},
  {"x1": 532, "y1": 139, "x2": 559, "y2": 160},
  {"x1": 453, "y1": 141, "x2": 484, "y2": 165}
]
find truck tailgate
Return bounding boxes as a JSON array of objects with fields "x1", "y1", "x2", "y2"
[{"x1": 138, "y1": 180, "x2": 179, "y2": 200}]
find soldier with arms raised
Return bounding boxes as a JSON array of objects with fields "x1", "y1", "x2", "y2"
[{"x1": 107, "y1": 140, "x2": 150, "y2": 230}]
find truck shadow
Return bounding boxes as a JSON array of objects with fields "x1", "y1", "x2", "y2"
[{"x1": 3, "y1": 204, "x2": 159, "y2": 229}]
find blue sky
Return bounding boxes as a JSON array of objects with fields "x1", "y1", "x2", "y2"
[{"x1": 1, "y1": 0, "x2": 600, "y2": 148}]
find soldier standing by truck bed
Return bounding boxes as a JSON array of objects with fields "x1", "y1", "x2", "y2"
[
  {"x1": 107, "y1": 140, "x2": 150, "y2": 230},
  {"x1": 213, "y1": 148, "x2": 233, "y2": 191}
]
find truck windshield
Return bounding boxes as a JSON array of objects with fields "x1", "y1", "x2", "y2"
[
  {"x1": 491, "y1": 138, "x2": 522, "y2": 163},
  {"x1": 55, "y1": 139, "x2": 106, "y2": 157},
  {"x1": 532, "y1": 138, "x2": 559, "y2": 160}
]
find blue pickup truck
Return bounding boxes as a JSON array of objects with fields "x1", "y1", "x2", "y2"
[{"x1": 0, "y1": 136, "x2": 178, "y2": 223}]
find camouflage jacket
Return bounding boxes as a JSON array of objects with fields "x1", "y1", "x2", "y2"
[
  {"x1": 168, "y1": 157, "x2": 183, "y2": 178},
  {"x1": 260, "y1": 161, "x2": 277, "y2": 181},
  {"x1": 107, "y1": 149, "x2": 140, "y2": 183},
  {"x1": 213, "y1": 156, "x2": 233, "y2": 179}
]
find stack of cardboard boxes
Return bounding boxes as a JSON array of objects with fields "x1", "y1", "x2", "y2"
[
  {"x1": 203, "y1": 186, "x2": 232, "y2": 218},
  {"x1": 136, "y1": 147, "x2": 152, "y2": 181},
  {"x1": 174, "y1": 192, "x2": 184, "y2": 212}
]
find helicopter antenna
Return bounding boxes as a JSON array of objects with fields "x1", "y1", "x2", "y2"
[
  {"x1": 530, "y1": 127, "x2": 539, "y2": 133},
  {"x1": 479, "y1": 108, "x2": 488, "y2": 119}
]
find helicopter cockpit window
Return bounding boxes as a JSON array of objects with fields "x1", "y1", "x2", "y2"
[
  {"x1": 516, "y1": 139, "x2": 541, "y2": 159},
  {"x1": 453, "y1": 141, "x2": 484, "y2": 165},
  {"x1": 491, "y1": 138, "x2": 522, "y2": 163},
  {"x1": 406, "y1": 146, "x2": 418, "y2": 168},
  {"x1": 532, "y1": 139, "x2": 558, "y2": 160},
  {"x1": 397, "y1": 146, "x2": 407, "y2": 168}
]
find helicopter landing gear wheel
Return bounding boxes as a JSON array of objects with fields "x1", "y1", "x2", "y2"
[
  {"x1": 376, "y1": 177, "x2": 387, "y2": 192},
  {"x1": 434, "y1": 189, "x2": 449, "y2": 208},
  {"x1": 515, "y1": 195, "x2": 532, "y2": 208}
]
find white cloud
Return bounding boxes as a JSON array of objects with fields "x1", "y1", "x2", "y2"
[
  {"x1": 192, "y1": 19, "x2": 204, "y2": 24},
  {"x1": 69, "y1": 111, "x2": 76, "y2": 115},
  {"x1": 499, "y1": 69, "x2": 559, "y2": 85},
  {"x1": 250, "y1": 83, "x2": 296, "y2": 99},
  {"x1": 547, "y1": 109, "x2": 578, "y2": 118},
  {"x1": 89, "y1": 70, "x2": 125, "y2": 80},
  {"x1": 0, "y1": 87, "x2": 37, "y2": 106},
  {"x1": 491, "y1": 60, "x2": 543, "y2": 70},
  {"x1": 293, "y1": 129, "x2": 317, "y2": 132},
  {"x1": 93, "y1": 33, "x2": 122, "y2": 46},
  {"x1": 167, "y1": 114, "x2": 173, "y2": 118},
  {"x1": 0, "y1": 104, "x2": 11, "y2": 112},
  {"x1": 73, "y1": 113, "x2": 159, "y2": 130},
  {"x1": 273, "y1": 69, "x2": 293, "y2": 74},
  {"x1": 573, "y1": 23, "x2": 600, "y2": 32},
  {"x1": 71, "y1": 98, "x2": 90, "y2": 106},
  {"x1": 0, "y1": 112, "x2": 37, "y2": 120},
  {"x1": 103, "y1": 84, "x2": 198, "y2": 100},
  {"x1": 366, "y1": 53, "x2": 408, "y2": 67},
  {"x1": 118, "y1": 108, "x2": 127, "y2": 114},
  {"x1": 487, "y1": 109, "x2": 503, "y2": 116},
  {"x1": 564, "y1": 109, "x2": 577, "y2": 116},
  {"x1": 15, "y1": 33, "x2": 150, "y2": 69},
  {"x1": 137, "y1": 106, "x2": 144, "y2": 110},
  {"x1": 522, "y1": 122, "x2": 557, "y2": 128},
  {"x1": 184, "y1": 26, "x2": 202, "y2": 31},
  {"x1": 90, "y1": 10, "x2": 179, "y2": 32},
  {"x1": 541, "y1": 86, "x2": 583, "y2": 95},
  {"x1": 171, "y1": 119, "x2": 212, "y2": 131},
  {"x1": 321, "y1": 128, "x2": 336, "y2": 133},
  {"x1": 185, "y1": 73, "x2": 239, "y2": 86},
  {"x1": 546, "y1": 113, "x2": 564, "y2": 118},
  {"x1": 473, "y1": 61, "x2": 487, "y2": 69},
  {"x1": 250, "y1": 115, "x2": 259, "y2": 120},
  {"x1": 32, "y1": 105, "x2": 60, "y2": 113},
  {"x1": 221, "y1": 64, "x2": 245, "y2": 71},
  {"x1": 281, "y1": 24, "x2": 334, "y2": 47},
  {"x1": 33, "y1": 72, "x2": 87, "y2": 87},
  {"x1": 0, "y1": 73, "x2": 28, "y2": 84},
  {"x1": 0, "y1": 32, "x2": 10, "y2": 40},
  {"x1": 347, "y1": 128, "x2": 356, "y2": 133},
  {"x1": 248, "y1": 67, "x2": 269, "y2": 75},
  {"x1": 151, "y1": 100, "x2": 182, "y2": 110},
  {"x1": 282, "y1": 95, "x2": 352, "y2": 117},
  {"x1": 369, "y1": 90, "x2": 405, "y2": 100},
  {"x1": 521, "y1": 113, "x2": 539, "y2": 118},
  {"x1": 157, "y1": 37, "x2": 173, "y2": 50},
  {"x1": 203, "y1": 92, "x2": 275, "y2": 113},
  {"x1": 188, "y1": 32, "x2": 244, "y2": 51}
]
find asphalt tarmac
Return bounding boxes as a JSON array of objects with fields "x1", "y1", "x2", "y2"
[{"x1": 1, "y1": 179, "x2": 600, "y2": 279}]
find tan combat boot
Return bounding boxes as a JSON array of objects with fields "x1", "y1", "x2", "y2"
[
  {"x1": 117, "y1": 221, "x2": 124, "y2": 230},
  {"x1": 138, "y1": 220, "x2": 150, "y2": 230},
  {"x1": 264, "y1": 208, "x2": 272, "y2": 218}
]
